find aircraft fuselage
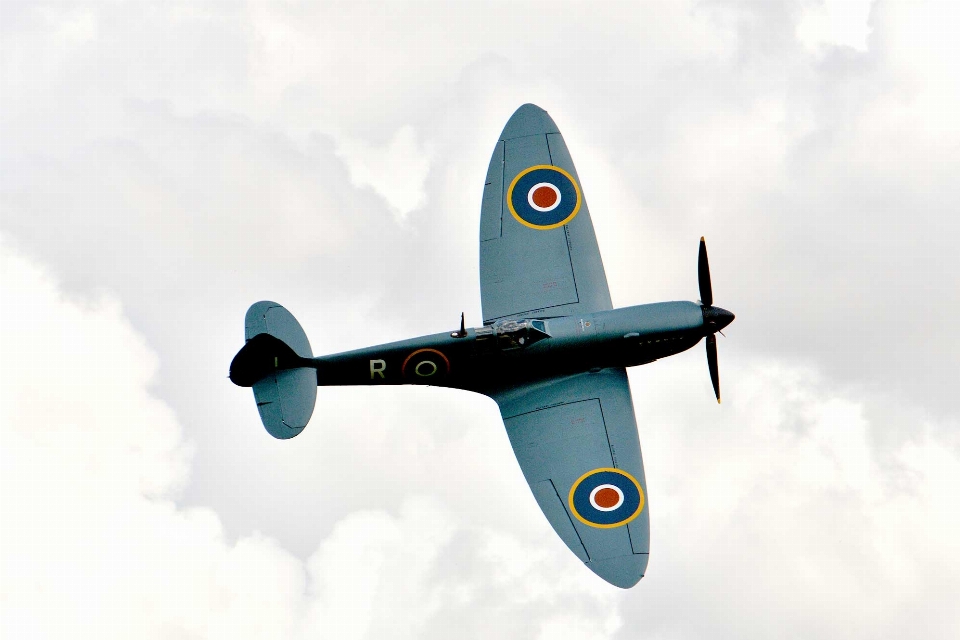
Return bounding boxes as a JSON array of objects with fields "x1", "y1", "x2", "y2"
[{"x1": 312, "y1": 301, "x2": 732, "y2": 395}]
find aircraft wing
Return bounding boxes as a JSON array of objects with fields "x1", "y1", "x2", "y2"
[
  {"x1": 480, "y1": 104, "x2": 613, "y2": 324},
  {"x1": 491, "y1": 367, "x2": 650, "y2": 588}
]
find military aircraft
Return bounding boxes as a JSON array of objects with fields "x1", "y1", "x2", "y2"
[{"x1": 230, "y1": 104, "x2": 734, "y2": 588}]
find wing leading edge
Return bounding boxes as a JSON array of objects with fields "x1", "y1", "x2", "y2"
[
  {"x1": 479, "y1": 104, "x2": 612, "y2": 324},
  {"x1": 492, "y1": 368, "x2": 649, "y2": 588}
]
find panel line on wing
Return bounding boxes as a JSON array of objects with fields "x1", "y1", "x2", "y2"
[
  {"x1": 498, "y1": 145, "x2": 505, "y2": 237},
  {"x1": 505, "y1": 396, "x2": 601, "y2": 421},
  {"x1": 546, "y1": 133, "x2": 582, "y2": 306},
  {"x1": 564, "y1": 225, "x2": 582, "y2": 307},
  {"x1": 625, "y1": 512, "x2": 637, "y2": 554},
  {"x1": 595, "y1": 395, "x2": 618, "y2": 468},
  {"x1": 487, "y1": 304, "x2": 582, "y2": 324},
  {"x1": 547, "y1": 478, "x2": 590, "y2": 561}
]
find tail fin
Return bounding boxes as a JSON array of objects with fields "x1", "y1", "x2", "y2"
[{"x1": 230, "y1": 301, "x2": 317, "y2": 439}]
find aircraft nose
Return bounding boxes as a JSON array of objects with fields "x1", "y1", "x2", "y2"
[{"x1": 702, "y1": 305, "x2": 735, "y2": 333}]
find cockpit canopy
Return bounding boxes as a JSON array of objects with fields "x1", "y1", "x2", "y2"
[{"x1": 476, "y1": 319, "x2": 550, "y2": 351}]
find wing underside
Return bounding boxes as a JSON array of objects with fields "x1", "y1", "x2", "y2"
[
  {"x1": 479, "y1": 104, "x2": 612, "y2": 324},
  {"x1": 492, "y1": 367, "x2": 649, "y2": 588}
]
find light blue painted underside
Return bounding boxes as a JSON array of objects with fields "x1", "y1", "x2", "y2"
[
  {"x1": 494, "y1": 368, "x2": 649, "y2": 587},
  {"x1": 481, "y1": 105, "x2": 649, "y2": 588},
  {"x1": 479, "y1": 104, "x2": 612, "y2": 323},
  {"x1": 245, "y1": 301, "x2": 316, "y2": 439}
]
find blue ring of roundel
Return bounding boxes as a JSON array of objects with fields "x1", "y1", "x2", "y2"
[
  {"x1": 510, "y1": 167, "x2": 580, "y2": 228},
  {"x1": 570, "y1": 470, "x2": 643, "y2": 527}
]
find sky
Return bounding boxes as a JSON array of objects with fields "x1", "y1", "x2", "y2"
[{"x1": 1, "y1": 0, "x2": 959, "y2": 638}]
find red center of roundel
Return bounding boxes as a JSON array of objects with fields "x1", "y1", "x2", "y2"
[
  {"x1": 531, "y1": 185, "x2": 558, "y2": 208},
  {"x1": 594, "y1": 487, "x2": 620, "y2": 509}
]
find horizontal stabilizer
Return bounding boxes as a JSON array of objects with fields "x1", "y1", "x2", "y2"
[{"x1": 235, "y1": 301, "x2": 317, "y2": 439}]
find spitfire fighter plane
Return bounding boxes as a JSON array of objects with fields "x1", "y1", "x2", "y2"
[{"x1": 230, "y1": 104, "x2": 734, "y2": 588}]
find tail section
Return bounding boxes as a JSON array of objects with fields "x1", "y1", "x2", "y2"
[{"x1": 230, "y1": 301, "x2": 317, "y2": 439}]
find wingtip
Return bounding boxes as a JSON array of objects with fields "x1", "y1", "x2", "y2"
[
  {"x1": 700, "y1": 236, "x2": 705, "y2": 242},
  {"x1": 501, "y1": 104, "x2": 559, "y2": 139},
  {"x1": 587, "y1": 554, "x2": 648, "y2": 588}
]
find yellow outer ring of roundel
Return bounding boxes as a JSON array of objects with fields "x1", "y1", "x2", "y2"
[
  {"x1": 568, "y1": 467, "x2": 645, "y2": 529},
  {"x1": 507, "y1": 164, "x2": 582, "y2": 231}
]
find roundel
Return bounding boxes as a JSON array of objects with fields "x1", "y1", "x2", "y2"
[
  {"x1": 402, "y1": 348, "x2": 450, "y2": 381},
  {"x1": 507, "y1": 165, "x2": 582, "y2": 230},
  {"x1": 568, "y1": 468, "x2": 644, "y2": 528}
]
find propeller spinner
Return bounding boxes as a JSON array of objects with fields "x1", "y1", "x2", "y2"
[{"x1": 698, "y1": 237, "x2": 735, "y2": 403}]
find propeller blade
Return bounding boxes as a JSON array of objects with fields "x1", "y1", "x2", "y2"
[
  {"x1": 698, "y1": 236, "x2": 713, "y2": 306},
  {"x1": 706, "y1": 333, "x2": 720, "y2": 403}
]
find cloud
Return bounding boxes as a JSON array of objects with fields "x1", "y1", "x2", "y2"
[
  {"x1": 0, "y1": 240, "x2": 622, "y2": 638},
  {"x1": 796, "y1": 0, "x2": 874, "y2": 53},
  {"x1": 620, "y1": 354, "x2": 960, "y2": 638},
  {"x1": 336, "y1": 125, "x2": 433, "y2": 218}
]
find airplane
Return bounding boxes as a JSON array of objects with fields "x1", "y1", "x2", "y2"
[{"x1": 229, "y1": 104, "x2": 734, "y2": 588}]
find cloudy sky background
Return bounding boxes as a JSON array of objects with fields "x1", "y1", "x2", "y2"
[{"x1": 2, "y1": 0, "x2": 959, "y2": 637}]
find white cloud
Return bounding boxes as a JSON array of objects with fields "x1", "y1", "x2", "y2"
[
  {"x1": 797, "y1": 0, "x2": 874, "y2": 53},
  {"x1": 623, "y1": 356, "x2": 960, "y2": 638},
  {"x1": 0, "y1": 241, "x2": 621, "y2": 639},
  {"x1": 336, "y1": 125, "x2": 433, "y2": 218}
]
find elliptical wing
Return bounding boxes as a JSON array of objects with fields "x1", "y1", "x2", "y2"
[
  {"x1": 479, "y1": 104, "x2": 613, "y2": 323},
  {"x1": 491, "y1": 368, "x2": 649, "y2": 588}
]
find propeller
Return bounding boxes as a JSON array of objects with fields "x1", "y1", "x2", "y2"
[
  {"x1": 698, "y1": 236, "x2": 713, "y2": 307},
  {"x1": 706, "y1": 334, "x2": 719, "y2": 402},
  {"x1": 698, "y1": 237, "x2": 734, "y2": 403}
]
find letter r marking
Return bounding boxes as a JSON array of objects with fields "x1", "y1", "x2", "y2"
[{"x1": 370, "y1": 359, "x2": 386, "y2": 380}]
